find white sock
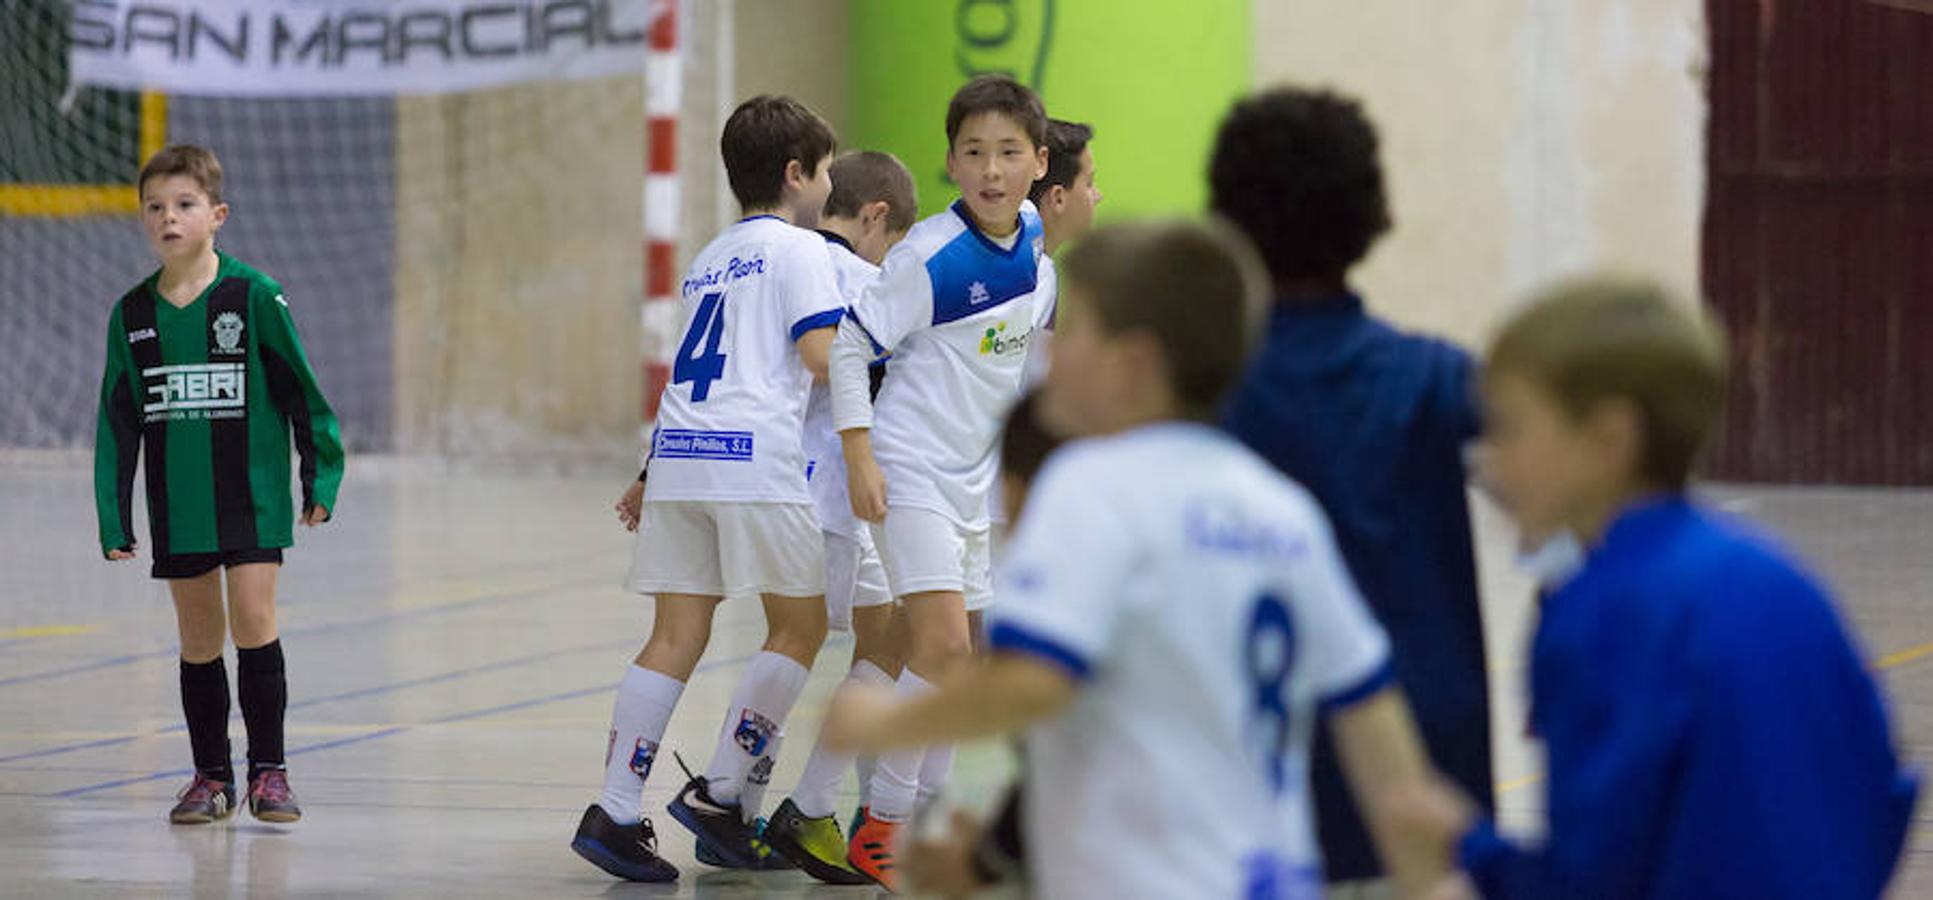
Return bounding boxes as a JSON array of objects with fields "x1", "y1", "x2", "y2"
[
  {"x1": 916, "y1": 742, "x2": 956, "y2": 809},
  {"x1": 865, "y1": 668, "x2": 934, "y2": 822},
  {"x1": 703, "y1": 651, "x2": 810, "y2": 814},
  {"x1": 599, "y1": 665, "x2": 685, "y2": 825},
  {"x1": 738, "y1": 731, "x2": 784, "y2": 820},
  {"x1": 856, "y1": 754, "x2": 877, "y2": 810},
  {"x1": 790, "y1": 659, "x2": 892, "y2": 819}
]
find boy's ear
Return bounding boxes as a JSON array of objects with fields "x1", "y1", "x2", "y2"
[
  {"x1": 211, "y1": 202, "x2": 230, "y2": 228},
  {"x1": 1032, "y1": 144, "x2": 1049, "y2": 181},
  {"x1": 1046, "y1": 184, "x2": 1068, "y2": 212},
  {"x1": 862, "y1": 199, "x2": 891, "y2": 230},
  {"x1": 783, "y1": 158, "x2": 806, "y2": 189}
]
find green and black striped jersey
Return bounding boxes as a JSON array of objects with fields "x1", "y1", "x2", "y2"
[{"x1": 93, "y1": 252, "x2": 344, "y2": 557}]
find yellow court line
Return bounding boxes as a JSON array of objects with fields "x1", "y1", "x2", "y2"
[
  {"x1": 1875, "y1": 641, "x2": 1933, "y2": 672},
  {"x1": 1497, "y1": 773, "x2": 1545, "y2": 795},
  {"x1": 0, "y1": 624, "x2": 102, "y2": 639},
  {"x1": 1495, "y1": 638, "x2": 1933, "y2": 797}
]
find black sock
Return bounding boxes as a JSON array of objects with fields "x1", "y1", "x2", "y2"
[
  {"x1": 179, "y1": 657, "x2": 234, "y2": 784},
  {"x1": 237, "y1": 639, "x2": 287, "y2": 782}
]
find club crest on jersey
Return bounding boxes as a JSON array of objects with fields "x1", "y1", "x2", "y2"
[
  {"x1": 212, "y1": 312, "x2": 245, "y2": 354},
  {"x1": 628, "y1": 738, "x2": 659, "y2": 778},
  {"x1": 968, "y1": 280, "x2": 992, "y2": 306},
  {"x1": 733, "y1": 710, "x2": 778, "y2": 757},
  {"x1": 979, "y1": 320, "x2": 1033, "y2": 356}
]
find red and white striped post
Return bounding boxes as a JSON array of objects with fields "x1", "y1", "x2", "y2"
[{"x1": 642, "y1": 0, "x2": 682, "y2": 426}]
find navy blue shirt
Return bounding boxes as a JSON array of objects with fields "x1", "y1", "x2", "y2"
[
  {"x1": 1223, "y1": 294, "x2": 1493, "y2": 879},
  {"x1": 1462, "y1": 497, "x2": 1918, "y2": 899}
]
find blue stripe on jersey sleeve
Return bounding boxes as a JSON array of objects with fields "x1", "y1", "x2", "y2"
[
  {"x1": 844, "y1": 307, "x2": 889, "y2": 357},
  {"x1": 791, "y1": 308, "x2": 844, "y2": 341},
  {"x1": 1317, "y1": 657, "x2": 1396, "y2": 716},
  {"x1": 988, "y1": 621, "x2": 1092, "y2": 681}
]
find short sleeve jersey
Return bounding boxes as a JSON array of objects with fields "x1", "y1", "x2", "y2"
[
  {"x1": 989, "y1": 423, "x2": 1393, "y2": 899},
  {"x1": 646, "y1": 216, "x2": 844, "y2": 504}
]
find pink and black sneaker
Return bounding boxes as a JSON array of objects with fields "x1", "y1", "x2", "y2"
[
  {"x1": 169, "y1": 773, "x2": 237, "y2": 824},
  {"x1": 246, "y1": 769, "x2": 302, "y2": 823}
]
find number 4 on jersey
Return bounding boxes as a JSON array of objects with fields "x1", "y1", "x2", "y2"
[{"x1": 675, "y1": 291, "x2": 728, "y2": 402}]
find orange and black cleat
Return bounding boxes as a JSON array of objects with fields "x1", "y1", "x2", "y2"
[{"x1": 845, "y1": 805, "x2": 901, "y2": 892}]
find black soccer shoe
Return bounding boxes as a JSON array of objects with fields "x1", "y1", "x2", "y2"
[{"x1": 570, "y1": 804, "x2": 679, "y2": 883}]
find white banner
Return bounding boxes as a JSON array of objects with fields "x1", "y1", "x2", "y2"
[{"x1": 68, "y1": 0, "x2": 654, "y2": 97}]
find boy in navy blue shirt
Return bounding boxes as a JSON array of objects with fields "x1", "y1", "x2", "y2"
[
  {"x1": 1402, "y1": 276, "x2": 1918, "y2": 899},
  {"x1": 1212, "y1": 87, "x2": 1494, "y2": 893}
]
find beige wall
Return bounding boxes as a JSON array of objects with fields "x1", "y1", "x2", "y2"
[
  {"x1": 1252, "y1": 0, "x2": 1707, "y2": 349},
  {"x1": 390, "y1": 1, "x2": 851, "y2": 459},
  {"x1": 393, "y1": 80, "x2": 645, "y2": 459}
]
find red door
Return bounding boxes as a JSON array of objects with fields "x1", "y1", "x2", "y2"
[{"x1": 1703, "y1": 0, "x2": 1933, "y2": 484}]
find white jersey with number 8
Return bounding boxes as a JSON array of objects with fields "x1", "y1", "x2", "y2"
[{"x1": 989, "y1": 423, "x2": 1393, "y2": 900}]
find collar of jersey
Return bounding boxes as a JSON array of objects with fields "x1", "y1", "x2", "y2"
[
  {"x1": 148, "y1": 249, "x2": 238, "y2": 311},
  {"x1": 948, "y1": 199, "x2": 1028, "y2": 258},
  {"x1": 738, "y1": 213, "x2": 785, "y2": 224},
  {"x1": 816, "y1": 229, "x2": 854, "y2": 252}
]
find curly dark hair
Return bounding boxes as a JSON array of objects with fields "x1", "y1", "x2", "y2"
[{"x1": 1208, "y1": 87, "x2": 1391, "y2": 284}]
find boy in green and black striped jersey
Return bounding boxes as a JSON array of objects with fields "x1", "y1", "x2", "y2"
[{"x1": 93, "y1": 145, "x2": 343, "y2": 826}]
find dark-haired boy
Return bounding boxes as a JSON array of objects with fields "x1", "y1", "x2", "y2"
[
  {"x1": 823, "y1": 220, "x2": 1453, "y2": 900},
  {"x1": 828, "y1": 74, "x2": 1055, "y2": 889},
  {"x1": 572, "y1": 95, "x2": 845, "y2": 883},
  {"x1": 1212, "y1": 86, "x2": 1494, "y2": 896}
]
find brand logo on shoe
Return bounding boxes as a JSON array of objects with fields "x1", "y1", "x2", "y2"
[
  {"x1": 733, "y1": 710, "x2": 778, "y2": 757},
  {"x1": 629, "y1": 738, "x2": 658, "y2": 778}
]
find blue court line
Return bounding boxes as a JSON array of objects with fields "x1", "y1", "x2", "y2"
[
  {"x1": 0, "y1": 571, "x2": 613, "y2": 691},
  {"x1": 0, "y1": 635, "x2": 642, "y2": 765},
  {"x1": 43, "y1": 636, "x2": 850, "y2": 799}
]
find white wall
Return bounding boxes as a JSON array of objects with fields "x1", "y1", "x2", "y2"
[{"x1": 1252, "y1": 0, "x2": 1707, "y2": 348}]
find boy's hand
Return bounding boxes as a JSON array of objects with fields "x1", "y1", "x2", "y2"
[
  {"x1": 822, "y1": 679, "x2": 897, "y2": 752},
  {"x1": 301, "y1": 504, "x2": 330, "y2": 527},
  {"x1": 615, "y1": 480, "x2": 645, "y2": 532},
  {"x1": 905, "y1": 808, "x2": 991, "y2": 899},
  {"x1": 106, "y1": 543, "x2": 137, "y2": 561},
  {"x1": 1383, "y1": 775, "x2": 1479, "y2": 857},
  {"x1": 846, "y1": 452, "x2": 888, "y2": 523}
]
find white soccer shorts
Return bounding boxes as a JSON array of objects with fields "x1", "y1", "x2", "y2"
[{"x1": 627, "y1": 501, "x2": 823, "y2": 599}]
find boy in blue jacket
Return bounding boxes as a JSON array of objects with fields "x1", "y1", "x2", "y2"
[{"x1": 1403, "y1": 275, "x2": 1919, "y2": 900}]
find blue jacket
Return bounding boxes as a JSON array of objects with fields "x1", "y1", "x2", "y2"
[
  {"x1": 1223, "y1": 294, "x2": 1493, "y2": 879},
  {"x1": 1462, "y1": 497, "x2": 1919, "y2": 899}
]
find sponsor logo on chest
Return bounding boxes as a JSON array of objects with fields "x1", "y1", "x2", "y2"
[
  {"x1": 142, "y1": 363, "x2": 246, "y2": 422},
  {"x1": 978, "y1": 320, "x2": 1035, "y2": 356}
]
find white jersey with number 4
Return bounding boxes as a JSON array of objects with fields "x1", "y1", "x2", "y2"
[
  {"x1": 989, "y1": 423, "x2": 1394, "y2": 900},
  {"x1": 646, "y1": 215, "x2": 845, "y2": 505},
  {"x1": 802, "y1": 234, "x2": 882, "y2": 538},
  {"x1": 831, "y1": 200, "x2": 1055, "y2": 529}
]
